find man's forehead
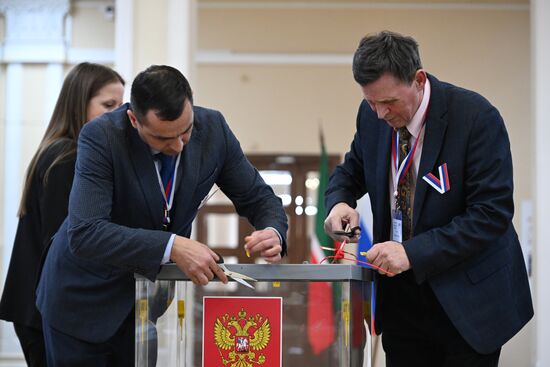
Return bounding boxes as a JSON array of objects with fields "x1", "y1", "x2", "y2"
[
  {"x1": 142, "y1": 109, "x2": 193, "y2": 135},
  {"x1": 362, "y1": 77, "x2": 408, "y2": 102},
  {"x1": 363, "y1": 88, "x2": 400, "y2": 103}
]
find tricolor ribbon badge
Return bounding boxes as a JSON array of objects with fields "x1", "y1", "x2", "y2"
[{"x1": 422, "y1": 163, "x2": 451, "y2": 194}]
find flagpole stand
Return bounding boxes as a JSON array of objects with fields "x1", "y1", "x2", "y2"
[{"x1": 135, "y1": 264, "x2": 373, "y2": 366}]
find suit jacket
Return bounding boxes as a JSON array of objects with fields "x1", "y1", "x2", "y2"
[
  {"x1": 325, "y1": 75, "x2": 533, "y2": 353},
  {"x1": 36, "y1": 103, "x2": 288, "y2": 343},
  {"x1": 0, "y1": 140, "x2": 75, "y2": 329}
]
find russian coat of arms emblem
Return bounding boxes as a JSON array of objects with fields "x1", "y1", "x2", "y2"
[
  {"x1": 214, "y1": 308, "x2": 271, "y2": 366},
  {"x1": 203, "y1": 296, "x2": 282, "y2": 367}
]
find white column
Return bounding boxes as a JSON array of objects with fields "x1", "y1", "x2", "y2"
[
  {"x1": 114, "y1": 0, "x2": 197, "y2": 93},
  {"x1": 0, "y1": 63, "x2": 24, "y2": 359},
  {"x1": 114, "y1": 0, "x2": 134, "y2": 102},
  {"x1": 1, "y1": 63, "x2": 22, "y2": 281},
  {"x1": 44, "y1": 63, "x2": 64, "y2": 124},
  {"x1": 533, "y1": 0, "x2": 550, "y2": 366},
  {"x1": 167, "y1": 0, "x2": 197, "y2": 84}
]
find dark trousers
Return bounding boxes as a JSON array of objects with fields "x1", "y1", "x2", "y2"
[
  {"x1": 42, "y1": 311, "x2": 134, "y2": 367},
  {"x1": 381, "y1": 271, "x2": 501, "y2": 367},
  {"x1": 13, "y1": 323, "x2": 47, "y2": 367}
]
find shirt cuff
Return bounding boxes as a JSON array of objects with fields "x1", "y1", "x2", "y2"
[
  {"x1": 265, "y1": 227, "x2": 282, "y2": 245},
  {"x1": 161, "y1": 234, "x2": 176, "y2": 264}
]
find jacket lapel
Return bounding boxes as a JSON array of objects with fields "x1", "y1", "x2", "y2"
[
  {"x1": 126, "y1": 123, "x2": 165, "y2": 228},
  {"x1": 171, "y1": 118, "x2": 202, "y2": 229},
  {"x1": 413, "y1": 76, "x2": 448, "y2": 232}
]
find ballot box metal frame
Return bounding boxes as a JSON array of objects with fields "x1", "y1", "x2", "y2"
[{"x1": 135, "y1": 264, "x2": 373, "y2": 367}]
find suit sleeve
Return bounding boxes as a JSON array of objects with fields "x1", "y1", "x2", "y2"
[
  {"x1": 38, "y1": 158, "x2": 74, "y2": 249},
  {"x1": 67, "y1": 120, "x2": 171, "y2": 281},
  {"x1": 405, "y1": 105, "x2": 515, "y2": 283},
  {"x1": 213, "y1": 112, "x2": 289, "y2": 254}
]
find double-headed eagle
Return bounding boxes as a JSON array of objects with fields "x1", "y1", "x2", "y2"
[{"x1": 214, "y1": 308, "x2": 271, "y2": 366}]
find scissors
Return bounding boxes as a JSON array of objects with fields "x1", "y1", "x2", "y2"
[
  {"x1": 333, "y1": 226, "x2": 361, "y2": 238},
  {"x1": 216, "y1": 254, "x2": 256, "y2": 289}
]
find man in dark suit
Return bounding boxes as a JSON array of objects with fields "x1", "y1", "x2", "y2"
[
  {"x1": 324, "y1": 31, "x2": 532, "y2": 366},
  {"x1": 36, "y1": 65, "x2": 287, "y2": 366}
]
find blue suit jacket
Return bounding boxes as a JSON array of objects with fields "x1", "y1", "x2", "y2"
[
  {"x1": 36, "y1": 103, "x2": 287, "y2": 343},
  {"x1": 325, "y1": 75, "x2": 533, "y2": 353}
]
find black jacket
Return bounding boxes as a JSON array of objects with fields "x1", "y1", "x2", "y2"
[{"x1": 0, "y1": 140, "x2": 75, "y2": 329}]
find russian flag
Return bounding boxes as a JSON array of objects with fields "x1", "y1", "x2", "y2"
[{"x1": 356, "y1": 195, "x2": 377, "y2": 338}]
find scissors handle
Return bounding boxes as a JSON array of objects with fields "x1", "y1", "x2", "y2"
[
  {"x1": 333, "y1": 226, "x2": 361, "y2": 237},
  {"x1": 215, "y1": 252, "x2": 224, "y2": 264}
]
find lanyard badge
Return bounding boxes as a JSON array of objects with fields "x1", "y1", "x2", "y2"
[
  {"x1": 156, "y1": 154, "x2": 181, "y2": 231},
  {"x1": 391, "y1": 123, "x2": 425, "y2": 243}
]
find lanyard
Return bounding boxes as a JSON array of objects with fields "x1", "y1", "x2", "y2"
[
  {"x1": 155, "y1": 154, "x2": 181, "y2": 229},
  {"x1": 391, "y1": 106, "x2": 429, "y2": 199},
  {"x1": 391, "y1": 124, "x2": 424, "y2": 185}
]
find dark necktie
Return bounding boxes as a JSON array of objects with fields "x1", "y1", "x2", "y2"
[
  {"x1": 156, "y1": 153, "x2": 175, "y2": 190},
  {"x1": 396, "y1": 127, "x2": 413, "y2": 241}
]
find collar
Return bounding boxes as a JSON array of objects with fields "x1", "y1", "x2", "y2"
[{"x1": 406, "y1": 77, "x2": 431, "y2": 138}]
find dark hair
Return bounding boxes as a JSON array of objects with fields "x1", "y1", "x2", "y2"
[
  {"x1": 130, "y1": 65, "x2": 193, "y2": 123},
  {"x1": 352, "y1": 30, "x2": 422, "y2": 86},
  {"x1": 19, "y1": 62, "x2": 124, "y2": 216}
]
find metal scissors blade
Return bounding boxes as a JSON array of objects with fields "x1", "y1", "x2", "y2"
[
  {"x1": 218, "y1": 264, "x2": 255, "y2": 289},
  {"x1": 216, "y1": 254, "x2": 256, "y2": 289}
]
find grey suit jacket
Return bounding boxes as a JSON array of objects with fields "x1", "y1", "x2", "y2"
[{"x1": 36, "y1": 103, "x2": 287, "y2": 343}]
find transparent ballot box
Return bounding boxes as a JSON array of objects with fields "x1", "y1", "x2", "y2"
[{"x1": 135, "y1": 264, "x2": 373, "y2": 367}]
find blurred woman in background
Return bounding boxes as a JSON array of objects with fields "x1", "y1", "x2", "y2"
[{"x1": 0, "y1": 62, "x2": 124, "y2": 367}]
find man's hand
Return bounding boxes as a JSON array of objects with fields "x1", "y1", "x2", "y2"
[
  {"x1": 324, "y1": 202, "x2": 360, "y2": 242},
  {"x1": 244, "y1": 229, "x2": 282, "y2": 263},
  {"x1": 170, "y1": 236, "x2": 228, "y2": 286},
  {"x1": 366, "y1": 241, "x2": 411, "y2": 276}
]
